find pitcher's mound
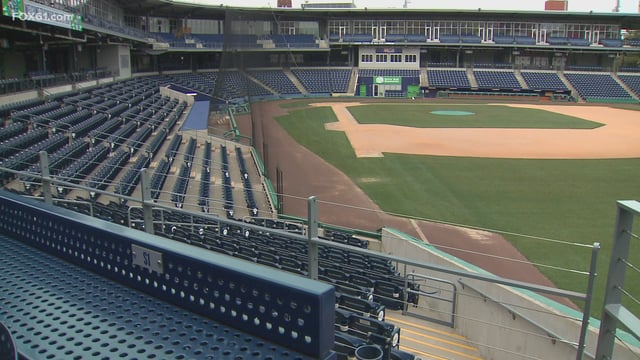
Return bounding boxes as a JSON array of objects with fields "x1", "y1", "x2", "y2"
[{"x1": 430, "y1": 110, "x2": 475, "y2": 116}]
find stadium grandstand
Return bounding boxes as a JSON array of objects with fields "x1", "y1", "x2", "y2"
[{"x1": 1, "y1": 1, "x2": 640, "y2": 359}]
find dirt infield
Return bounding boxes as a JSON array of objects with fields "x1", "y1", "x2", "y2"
[
  {"x1": 316, "y1": 102, "x2": 640, "y2": 159},
  {"x1": 244, "y1": 100, "x2": 640, "y2": 307}
]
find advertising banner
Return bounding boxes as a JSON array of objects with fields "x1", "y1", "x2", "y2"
[{"x1": 374, "y1": 76, "x2": 402, "y2": 85}]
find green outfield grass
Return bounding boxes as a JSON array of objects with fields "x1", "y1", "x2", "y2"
[
  {"x1": 347, "y1": 104, "x2": 604, "y2": 128},
  {"x1": 275, "y1": 104, "x2": 640, "y2": 319}
]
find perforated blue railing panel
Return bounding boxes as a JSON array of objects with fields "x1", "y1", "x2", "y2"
[
  {"x1": 0, "y1": 320, "x2": 17, "y2": 360},
  {"x1": 0, "y1": 236, "x2": 313, "y2": 360},
  {"x1": 0, "y1": 191, "x2": 335, "y2": 359}
]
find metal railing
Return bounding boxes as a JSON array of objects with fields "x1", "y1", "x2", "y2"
[{"x1": 0, "y1": 160, "x2": 634, "y2": 360}]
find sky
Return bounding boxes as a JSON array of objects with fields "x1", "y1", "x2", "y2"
[{"x1": 178, "y1": 0, "x2": 640, "y2": 13}]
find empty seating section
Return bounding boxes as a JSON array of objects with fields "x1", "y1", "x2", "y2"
[
  {"x1": 150, "y1": 158, "x2": 171, "y2": 200},
  {"x1": 198, "y1": 141, "x2": 212, "y2": 212},
  {"x1": 384, "y1": 34, "x2": 406, "y2": 42},
  {"x1": 116, "y1": 155, "x2": 150, "y2": 197},
  {"x1": 235, "y1": 147, "x2": 258, "y2": 216},
  {"x1": 0, "y1": 123, "x2": 26, "y2": 143},
  {"x1": 427, "y1": 69, "x2": 470, "y2": 88},
  {"x1": 569, "y1": 38, "x2": 591, "y2": 46},
  {"x1": 461, "y1": 35, "x2": 482, "y2": 43},
  {"x1": 55, "y1": 143, "x2": 110, "y2": 195},
  {"x1": 0, "y1": 73, "x2": 430, "y2": 359},
  {"x1": 89, "y1": 118, "x2": 123, "y2": 144},
  {"x1": 406, "y1": 34, "x2": 427, "y2": 42},
  {"x1": 172, "y1": 163, "x2": 191, "y2": 208},
  {"x1": 31, "y1": 105, "x2": 76, "y2": 127},
  {"x1": 627, "y1": 39, "x2": 640, "y2": 47},
  {"x1": 521, "y1": 71, "x2": 569, "y2": 91},
  {"x1": 220, "y1": 145, "x2": 234, "y2": 218},
  {"x1": 342, "y1": 34, "x2": 373, "y2": 42},
  {"x1": 10, "y1": 101, "x2": 61, "y2": 122},
  {"x1": 86, "y1": 149, "x2": 129, "y2": 197},
  {"x1": 165, "y1": 133, "x2": 182, "y2": 162},
  {"x1": 129, "y1": 216, "x2": 418, "y2": 359},
  {"x1": 358, "y1": 69, "x2": 419, "y2": 77},
  {"x1": 216, "y1": 71, "x2": 251, "y2": 99},
  {"x1": 0, "y1": 133, "x2": 67, "y2": 176},
  {"x1": 291, "y1": 68, "x2": 352, "y2": 93},
  {"x1": 564, "y1": 73, "x2": 634, "y2": 101},
  {"x1": 19, "y1": 139, "x2": 88, "y2": 188},
  {"x1": 125, "y1": 124, "x2": 153, "y2": 156},
  {"x1": 493, "y1": 35, "x2": 515, "y2": 44},
  {"x1": 249, "y1": 70, "x2": 300, "y2": 95},
  {"x1": 51, "y1": 109, "x2": 93, "y2": 133},
  {"x1": 146, "y1": 129, "x2": 167, "y2": 158},
  {"x1": 183, "y1": 137, "x2": 197, "y2": 168},
  {"x1": 269, "y1": 34, "x2": 317, "y2": 48},
  {"x1": 618, "y1": 75, "x2": 640, "y2": 97},
  {"x1": 0, "y1": 128, "x2": 48, "y2": 160},
  {"x1": 473, "y1": 70, "x2": 521, "y2": 89},
  {"x1": 515, "y1": 36, "x2": 536, "y2": 45},
  {"x1": 69, "y1": 113, "x2": 108, "y2": 139},
  {"x1": 600, "y1": 38, "x2": 623, "y2": 47},
  {"x1": 190, "y1": 34, "x2": 224, "y2": 48},
  {"x1": 150, "y1": 32, "x2": 192, "y2": 48},
  {"x1": 438, "y1": 34, "x2": 460, "y2": 43},
  {"x1": 0, "y1": 99, "x2": 43, "y2": 121},
  {"x1": 108, "y1": 122, "x2": 137, "y2": 150},
  {"x1": 171, "y1": 137, "x2": 196, "y2": 208},
  {"x1": 547, "y1": 36, "x2": 569, "y2": 45}
]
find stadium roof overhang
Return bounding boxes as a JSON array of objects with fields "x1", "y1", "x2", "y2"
[
  {"x1": 0, "y1": 15, "x2": 149, "y2": 50},
  {"x1": 117, "y1": 0, "x2": 640, "y2": 29}
]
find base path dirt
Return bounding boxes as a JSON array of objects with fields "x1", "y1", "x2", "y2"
[{"x1": 315, "y1": 102, "x2": 640, "y2": 159}]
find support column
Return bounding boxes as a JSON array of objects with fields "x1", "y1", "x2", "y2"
[
  {"x1": 39, "y1": 151, "x2": 52, "y2": 205},
  {"x1": 140, "y1": 168, "x2": 155, "y2": 235},
  {"x1": 576, "y1": 242, "x2": 599, "y2": 360},
  {"x1": 307, "y1": 196, "x2": 319, "y2": 281}
]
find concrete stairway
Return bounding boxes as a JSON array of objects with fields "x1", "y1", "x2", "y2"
[
  {"x1": 466, "y1": 68, "x2": 478, "y2": 88},
  {"x1": 612, "y1": 73, "x2": 640, "y2": 101},
  {"x1": 386, "y1": 313, "x2": 484, "y2": 360},
  {"x1": 514, "y1": 69, "x2": 528, "y2": 89},
  {"x1": 420, "y1": 68, "x2": 429, "y2": 87},
  {"x1": 347, "y1": 67, "x2": 359, "y2": 95},
  {"x1": 557, "y1": 71, "x2": 584, "y2": 102},
  {"x1": 284, "y1": 69, "x2": 308, "y2": 95}
]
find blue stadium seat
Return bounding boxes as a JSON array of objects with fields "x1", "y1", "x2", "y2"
[
  {"x1": 521, "y1": 71, "x2": 568, "y2": 91},
  {"x1": 427, "y1": 69, "x2": 470, "y2": 88},
  {"x1": 618, "y1": 74, "x2": 640, "y2": 97},
  {"x1": 565, "y1": 72, "x2": 634, "y2": 101},
  {"x1": 473, "y1": 70, "x2": 521, "y2": 89}
]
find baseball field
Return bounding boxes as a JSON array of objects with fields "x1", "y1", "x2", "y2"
[{"x1": 253, "y1": 99, "x2": 640, "y2": 319}]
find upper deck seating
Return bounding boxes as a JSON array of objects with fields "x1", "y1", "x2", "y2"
[
  {"x1": 515, "y1": 36, "x2": 536, "y2": 45},
  {"x1": 493, "y1": 35, "x2": 515, "y2": 44}
]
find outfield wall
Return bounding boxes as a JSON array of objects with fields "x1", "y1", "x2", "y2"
[{"x1": 381, "y1": 227, "x2": 639, "y2": 360}]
